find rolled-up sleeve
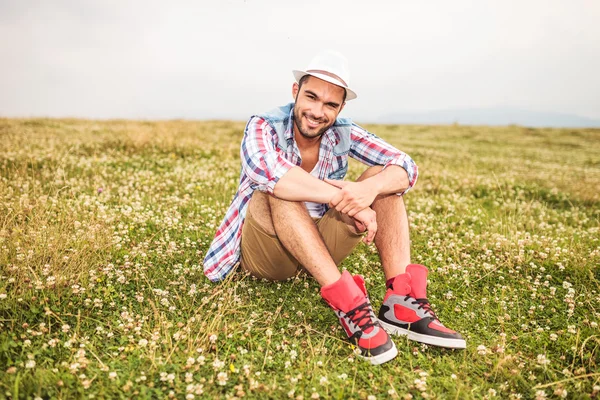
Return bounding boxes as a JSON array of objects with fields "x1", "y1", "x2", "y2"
[
  {"x1": 240, "y1": 117, "x2": 296, "y2": 194},
  {"x1": 349, "y1": 124, "x2": 418, "y2": 196}
]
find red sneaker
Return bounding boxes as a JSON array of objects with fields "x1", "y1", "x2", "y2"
[
  {"x1": 378, "y1": 264, "x2": 466, "y2": 349},
  {"x1": 321, "y1": 271, "x2": 398, "y2": 365}
]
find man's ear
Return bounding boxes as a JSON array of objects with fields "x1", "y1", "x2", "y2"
[
  {"x1": 292, "y1": 82, "x2": 299, "y2": 99},
  {"x1": 339, "y1": 102, "x2": 346, "y2": 114}
]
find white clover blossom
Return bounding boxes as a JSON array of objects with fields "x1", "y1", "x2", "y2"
[
  {"x1": 217, "y1": 372, "x2": 228, "y2": 386},
  {"x1": 477, "y1": 344, "x2": 488, "y2": 355},
  {"x1": 535, "y1": 390, "x2": 547, "y2": 400},
  {"x1": 536, "y1": 354, "x2": 550, "y2": 366}
]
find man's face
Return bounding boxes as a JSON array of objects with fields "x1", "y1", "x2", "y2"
[{"x1": 292, "y1": 76, "x2": 346, "y2": 140}]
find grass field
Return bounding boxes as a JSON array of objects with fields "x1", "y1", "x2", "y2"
[{"x1": 0, "y1": 118, "x2": 599, "y2": 399}]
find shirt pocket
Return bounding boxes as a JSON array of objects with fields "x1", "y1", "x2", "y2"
[{"x1": 327, "y1": 156, "x2": 348, "y2": 180}]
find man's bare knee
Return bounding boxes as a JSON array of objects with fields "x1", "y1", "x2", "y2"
[
  {"x1": 247, "y1": 191, "x2": 276, "y2": 235},
  {"x1": 356, "y1": 165, "x2": 384, "y2": 182}
]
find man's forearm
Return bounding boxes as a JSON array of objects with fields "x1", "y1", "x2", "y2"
[
  {"x1": 363, "y1": 165, "x2": 410, "y2": 196},
  {"x1": 272, "y1": 166, "x2": 339, "y2": 203}
]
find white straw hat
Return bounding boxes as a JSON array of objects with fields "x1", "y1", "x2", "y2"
[{"x1": 292, "y1": 50, "x2": 357, "y2": 101}]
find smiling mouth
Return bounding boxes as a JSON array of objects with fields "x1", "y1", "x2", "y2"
[{"x1": 305, "y1": 115, "x2": 324, "y2": 128}]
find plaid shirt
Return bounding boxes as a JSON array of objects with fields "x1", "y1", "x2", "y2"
[{"x1": 203, "y1": 103, "x2": 418, "y2": 282}]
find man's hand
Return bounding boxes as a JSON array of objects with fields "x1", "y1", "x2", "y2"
[
  {"x1": 352, "y1": 206, "x2": 377, "y2": 244},
  {"x1": 326, "y1": 179, "x2": 379, "y2": 217}
]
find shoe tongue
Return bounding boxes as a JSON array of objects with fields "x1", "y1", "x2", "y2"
[
  {"x1": 320, "y1": 271, "x2": 366, "y2": 313},
  {"x1": 391, "y1": 273, "x2": 412, "y2": 295},
  {"x1": 406, "y1": 264, "x2": 428, "y2": 299}
]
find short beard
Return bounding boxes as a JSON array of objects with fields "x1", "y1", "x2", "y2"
[{"x1": 293, "y1": 99, "x2": 332, "y2": 139}]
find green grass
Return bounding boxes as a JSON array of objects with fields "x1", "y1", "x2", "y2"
[{"x1": 0, "y1": 118, "x2": 599, "y2": 399}]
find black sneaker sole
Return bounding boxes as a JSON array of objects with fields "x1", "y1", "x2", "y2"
[
  {"x1": 358, "y1": 341, "x2": 399, "y2": 365},
  {"x1": 379, "y1": 320, "x2": 466, "y2": 349}
]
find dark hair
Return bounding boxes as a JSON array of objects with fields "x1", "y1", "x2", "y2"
[{"x1": 298, "y1": 75, "x2": 347, "y2": 104}]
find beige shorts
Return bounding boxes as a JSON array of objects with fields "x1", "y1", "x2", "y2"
[{"x1": 240, "y1": 208, "x2": 364, "y2": 281}]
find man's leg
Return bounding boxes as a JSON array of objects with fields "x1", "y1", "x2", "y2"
[
  {"x1": 356, "y1": 166, "x2": 411, "y2": 279},
  {"x1": 357, "y1": 166, "x2": 466, "y2": 349},
  {"x1": 243, "y1": 191, "x2": 341, "y2": 286}
]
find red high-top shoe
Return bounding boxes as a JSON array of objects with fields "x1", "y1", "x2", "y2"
[
  {"x1": 378, "y1": 264, "x2": 466, "y2": 349},
  {"x1": 321, "y1": 271, "x2": 398, "y2": 364}
]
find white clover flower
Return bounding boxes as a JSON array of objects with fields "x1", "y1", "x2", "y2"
[
  {"x1": 535, "y1": 390, "x2": 547, "y2": 400},
  {"x1": 217, "y1": 372, "x2": 228, "y2": 386},
  {"x1": 209, "y1": 334, "x2": 217, "y2": 343},
  {"x1": 536, "y1": 354, "x2": 550, "y2": 366},
  {"x1": 138, "y1": 339, "x2": 148, "y2": 347},
  {"x1": 108, "y1": 371, "x2": 117, "y2": 380},
  {"x1": 212, "y1": 358, "x2": 225, "y2": 370},
  {"x1": 553, "y1": 388, "x2": 567, "y2": 398},
  {"x1": 0, "y1": 293, "x2": 7, "y2": 299},
  {"x1": 477, "y1": 344, "x2": 487, "y2": 355},
  {"x1": 414, "y1": 378, "x2": 427, "y2": 391},
  {"x1": 319, "y1": 376, "x2": 328, "y2": 385},
  {"x1": 25, "y1": 360, "x2": 36, "y2": 369}
]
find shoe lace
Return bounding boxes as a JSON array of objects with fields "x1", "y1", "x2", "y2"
[
  {"x1": 405, "y1": 296, "x2": 438, "y2": 319},
  {"x1": 345, "y1": 302, "x2": 376, "y2": 331}
]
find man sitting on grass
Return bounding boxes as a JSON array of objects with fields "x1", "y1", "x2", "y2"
[{"x1": 204, "y1": 51, "x2": 465, "y2": 365}]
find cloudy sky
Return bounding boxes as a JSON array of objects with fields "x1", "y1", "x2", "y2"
[{"x1": 1, "y1": 0, "x2": 599, "y2": 122}]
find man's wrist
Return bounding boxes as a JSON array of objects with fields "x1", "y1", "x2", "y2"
[{"x1": 363, "y1": 176, "x2": 383, "y2": 197}]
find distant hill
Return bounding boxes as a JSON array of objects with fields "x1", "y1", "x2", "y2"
[{"x1": 378, "y1": 107, "x2": 600, "y2": 128}]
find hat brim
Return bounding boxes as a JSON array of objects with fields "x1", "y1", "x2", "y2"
[{"x1": 292, "y1": 70, "x2": 357, "y2": 101}]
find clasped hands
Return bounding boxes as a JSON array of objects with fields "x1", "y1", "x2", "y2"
[{"x1": 325, "y1": 179, "x2": 378, "y2": 244}]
